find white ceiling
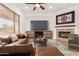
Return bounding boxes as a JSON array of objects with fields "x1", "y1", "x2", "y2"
[{"x1": 5, "y1": 3, "x2": 79, "y2": 14}]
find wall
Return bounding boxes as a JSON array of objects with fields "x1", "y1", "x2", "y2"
[
  {"x1": 24, "y1": 14, "x2": 54, "y2": 31},
  {"x1": 53, "y1": 5, "x2": 79, "y2": 39}
]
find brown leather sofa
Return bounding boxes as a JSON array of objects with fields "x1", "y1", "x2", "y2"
[{"x1": 0, "y1": 33, "x2": 35, "y2": 56}]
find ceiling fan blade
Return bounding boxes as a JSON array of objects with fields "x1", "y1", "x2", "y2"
[
  {"x1": 40, "y1": 5, "x2": 45, "y2": 10},
  {"x1": 25, "y1": 3, "x2": 44, "y2": 4},
  {"x1": 25, "y1": 3, "x2": 36, "y2": 4},
  {"x1": 33, "y1": 7, "x2": 36, "y2": 10}
]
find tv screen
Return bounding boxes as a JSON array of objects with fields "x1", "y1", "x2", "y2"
[{"x1": 31, "y1": 21, "x2": 48, "y2": 30}]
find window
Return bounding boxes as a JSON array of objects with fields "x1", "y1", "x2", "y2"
[{"x1": 0, "y1": 4, "x2": 20, "y2": 35}]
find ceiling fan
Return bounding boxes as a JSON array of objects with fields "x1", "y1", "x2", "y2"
[{"x1": 25, "y1": 3, "x2": 45, "y2": 10}]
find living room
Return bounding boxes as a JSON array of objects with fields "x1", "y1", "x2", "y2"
[{"x1": 1, "y1": 0, "x2": 79, "y2": 57}]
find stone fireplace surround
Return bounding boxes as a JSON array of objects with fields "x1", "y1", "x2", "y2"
[{"x1": 56, "y1": 29, "x2": 74, "y2": 47}]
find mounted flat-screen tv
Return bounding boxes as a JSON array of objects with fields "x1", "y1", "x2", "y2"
[{"x1": 31, "y1": 21, "x2": 48, "y2": 30}]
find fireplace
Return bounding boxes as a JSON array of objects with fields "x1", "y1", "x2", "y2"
[
  {"x1": 58, "y1": 32, "x2": 70, "y2": 38},
  {"x1": 35, "y1": 31, "x2": 43, "y2": 38},
  {"x1": 56, "y1": 29, "x2": 74, "y2": 47}
]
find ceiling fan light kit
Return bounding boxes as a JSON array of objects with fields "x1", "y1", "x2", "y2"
[
  {"x1": 25, "y1": 6, "x2": 28, "y2": 9},
  {"x1": 25, "y1": 3, "x2": 45, "y2": 10},
  {"x1": 49, "y1": 6, "x2": 53, "y2": 9},
  {"x1": 35, "y1": 4, "x2": 40, "y2": 8}
]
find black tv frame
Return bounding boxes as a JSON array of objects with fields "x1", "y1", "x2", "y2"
[{"x1": 31, "y1": 20, "x2": 48, "y2": 30}]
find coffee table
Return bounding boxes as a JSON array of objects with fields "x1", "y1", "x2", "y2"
[{"x1": 33, "y1": 38, "x2": 47, "y2": 46}]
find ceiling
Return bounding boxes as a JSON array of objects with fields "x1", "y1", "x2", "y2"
[{"x1": 5, "y1": 3, "x2": 79, "y2": 14}]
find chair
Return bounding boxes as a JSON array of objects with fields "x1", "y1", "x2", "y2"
[
  {"x1": 43, "y1": 37, "x2": 47, "y2": 46},
  {"x1": 68, "y1": 34, "x2": 79, "y2": 50}
]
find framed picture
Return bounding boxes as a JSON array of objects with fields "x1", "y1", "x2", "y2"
[{"x1": 56, "y1": 11, "x2": 75, "y2": 25}]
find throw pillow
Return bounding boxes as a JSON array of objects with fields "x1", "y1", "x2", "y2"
[
  {"x1": 14, "y1": 38, "x2": 28, "y2": 44},
  {"x1": 21, "y1": 34, "x2": 26, "y2": 39},
  {"x1": 16, "y1": 33, "x2": 22, "y2": 39},
  {"x1": 10, "y1": 34, "x2": 19, "y2": 42},
  {"x1": 19, "y1": 38, "x2": 28, "y2": 44},
  {"x1": 16, "y1": 33, "x2": 26, "y2": 39}
]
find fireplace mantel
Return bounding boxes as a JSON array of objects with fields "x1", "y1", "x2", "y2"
[{"x1": 55, "y1": 25, "x2": 76, "y2": 27}]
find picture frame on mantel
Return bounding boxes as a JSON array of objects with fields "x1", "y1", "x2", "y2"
[{"x1": 56, "y1": 11, "x2": 75, "y2": 25}]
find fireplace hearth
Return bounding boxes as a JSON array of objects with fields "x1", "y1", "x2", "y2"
[{"x1": 58, "y1": 32, "x2": 70, "y2": 38}]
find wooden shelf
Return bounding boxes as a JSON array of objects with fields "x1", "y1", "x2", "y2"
[{"x1": 26, "y1": 31, "x2": 52, "y2": 39}]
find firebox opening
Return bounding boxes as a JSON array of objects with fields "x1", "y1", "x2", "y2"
[
  {"x1": 58, "y1": 32, "x2": 70, "y2": 38},
  {"x1": 34, "y1": 31, "x2": 43, "y2": 38}
]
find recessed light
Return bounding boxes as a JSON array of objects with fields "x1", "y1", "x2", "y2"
[
  {"x1": 35, "y1": 4, "x2": 40, "y2": 8},
  {"x1": 25, "y1": 7, "x2": 28, "y2": 9},
  {"x1": 49, "y1": 6, "x2": 53, "y2": 9}
]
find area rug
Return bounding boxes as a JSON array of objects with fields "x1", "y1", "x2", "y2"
[{"x1": 35, "y1": 46, "x2": 64, "y2": 56}]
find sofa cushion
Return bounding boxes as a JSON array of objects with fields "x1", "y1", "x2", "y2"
[
  {"x1": 9, "y1": 34, "x2": 19, "y2": 42},
  {"x1": 19, "y1": 38, "x2": 28, "y2": 44},
  {"x1": 6, "y1": 38, "x2": 28, "y2": 46},
  {"x1": 14, "y1": 38, "x2": 28, "y2": 44},
  {"x1": 11, "y1": 39, "x2": 25, "y2": 44},
  {"x1": 0, "y1": 37, "x2": 12, "y2": 44}
]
